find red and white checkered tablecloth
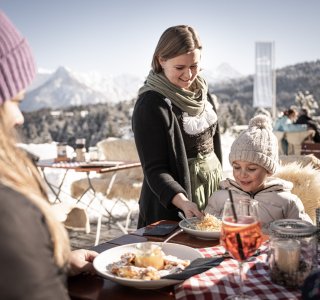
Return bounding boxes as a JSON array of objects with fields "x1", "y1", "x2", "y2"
[{"x1": 174, "y1": 243, "x2": 302, "y2": 300}]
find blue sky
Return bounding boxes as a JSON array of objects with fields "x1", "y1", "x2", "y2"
[{"x1": 1, "y1": 0, "x2": 320, "y2": 77}]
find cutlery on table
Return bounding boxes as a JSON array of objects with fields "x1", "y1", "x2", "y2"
[{"x1": 178, "y1": 211, "x2": 196, "y2": 229}]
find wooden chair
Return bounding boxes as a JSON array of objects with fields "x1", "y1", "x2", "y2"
[
  {"x1": 285, "y1": 129, "x2": 315, "y2": 155},
  {"x1": 301, "y1": 142, "x2": 320, "y2": 159},
  {"x1": 51, "y1": 203, "x2": 90, "y2": 233},
  {"x1": 70, "y1": 138, "x2": 143, "y2": 244},
  {"x1": 71, "y1": 138, "x2": 143, "y2": 199}
]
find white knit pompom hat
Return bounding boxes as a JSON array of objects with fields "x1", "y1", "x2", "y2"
[{"x1": 229, "y1": 114, "x2": 279, "y2": 174}]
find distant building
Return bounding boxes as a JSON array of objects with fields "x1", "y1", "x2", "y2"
[
  {"x1": 80, "y1": 110, "x2": 88, "y2": 118},
  {"x1": 50, "y1": 110, "x2": 62, "y2": 117}
]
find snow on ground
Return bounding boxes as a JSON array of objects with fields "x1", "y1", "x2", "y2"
[{"x1": 23, "y1": 132, "x2": 235, "y2": 223}]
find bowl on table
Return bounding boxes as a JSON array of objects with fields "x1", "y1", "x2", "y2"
[{"x1": 179, "y1": 216, "x2": 221, "y2": 240}]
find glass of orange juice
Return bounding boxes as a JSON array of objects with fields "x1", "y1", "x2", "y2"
[{"x1": 220, "y1": 196, "x2": 262, "y2": 299}]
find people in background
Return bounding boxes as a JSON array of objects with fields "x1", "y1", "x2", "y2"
[
  {"x1": 132, "y1": 25, "x2": 222, "y2": 227},
  {"x1": 205, "y1": 115, "x2": 312, "y2": 232},
  {"x1": 274, "y1": 108, "x2": 307, "y2": 132},
  {"x1": 295, "y1": 108, "x2": 320, "y2": 143},
  {"x1": 273, "y1": 108, "x2": 308, "y2": 154},
  {"x1": 0, "y1": 11, "x2": 97, "y2": 299}
]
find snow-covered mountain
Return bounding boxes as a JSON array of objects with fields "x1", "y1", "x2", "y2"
[
  {"x1": 22, "y1": 67, "x2": 105, "y2": 111},
  {"x1": 201, "y1": 63, "x2": 243, "y2": 84},
  {"x1": 26, "y1": 68, "x2": 53, "y2": 91},
  {"x1": 21, "y1": 66, "x2": 145, "y2": 112},
  {"x1": 22, "y1": 64, "x2": 243, "y2": 112},
  {"x1": 73, "y1": 70, "x2": 144, "y2": 102}
]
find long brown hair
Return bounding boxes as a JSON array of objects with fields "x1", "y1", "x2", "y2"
[
  {"x1": 0, "y1": 106, "x2": 70, "y2": 267},
  {"x1": 151, "y1": 25, "x2": 202, "y2": 73}
]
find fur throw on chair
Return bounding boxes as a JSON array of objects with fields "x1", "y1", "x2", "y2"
[{"x1": 274, "y1": 161, "x2": 320, "y2": 224}]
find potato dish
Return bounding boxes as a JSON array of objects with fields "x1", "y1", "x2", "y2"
[{"x1": 107, "y1": 250, "x2": 190, "y2": 280}]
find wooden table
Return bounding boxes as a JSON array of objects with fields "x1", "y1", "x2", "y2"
[{"x1": 68, "y1": 220, "x2": 219, "y2": 300}]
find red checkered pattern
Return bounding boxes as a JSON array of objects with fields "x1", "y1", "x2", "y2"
[{"x1": 175, "y1": 243, "x2": 303, "y2": 300}]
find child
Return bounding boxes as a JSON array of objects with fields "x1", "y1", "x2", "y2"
[{"x1": 205, "y1": 114, "x2": 312, "y2": 231}]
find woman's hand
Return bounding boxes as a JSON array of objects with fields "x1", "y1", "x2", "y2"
[
  {"x1": 68, "y1": 249, "x2": 99, "y2": 277},
  {"x1": 172, "y1": 193, "x2": 204, "y2": 219}
]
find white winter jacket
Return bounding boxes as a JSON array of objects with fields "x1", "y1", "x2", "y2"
[{"x1": 205, "y1": 177, "x2": 312, "y2": 231}]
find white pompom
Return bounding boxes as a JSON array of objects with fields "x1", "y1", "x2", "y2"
[{"x1": 249, "y1": 114, "x2": 272, "y2": 130}]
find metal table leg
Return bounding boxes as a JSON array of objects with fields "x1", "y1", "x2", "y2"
[
  {"x1": 84, "y1": 170, "x2": 120, "y2": 246},
  {"x1": 39, "y1": 166, "x2": 69, "y2": 204}
]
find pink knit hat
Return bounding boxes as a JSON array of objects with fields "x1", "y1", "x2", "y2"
[{"x1": 0, "y1": 11, "x2": 36, "y2": 104}]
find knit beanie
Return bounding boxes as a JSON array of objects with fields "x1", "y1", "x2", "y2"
[
  {"x1": 229, "y1": 114, "x2": 279, "y2": 174},
  {"x1": 0, "y1": 11, "x2": 36, "y2": 104}
]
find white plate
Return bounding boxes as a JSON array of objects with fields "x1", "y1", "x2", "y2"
[
  {"x1": 179, "y1": 217, "x2": 221, "y2": 240},
  {"x1": 93, "y1": 242, "x2": 203, "y2": 289}
]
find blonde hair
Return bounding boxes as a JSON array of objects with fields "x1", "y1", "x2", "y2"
[
  {"x1": 0, "y1": 106, "x2": 70, "y2": 268},
  {"x1": 151, "y1": 25, "x2": 202, "y2": 73}
]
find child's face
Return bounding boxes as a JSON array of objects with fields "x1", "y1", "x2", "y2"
[{"x1": 232, "y1": 160, "x2": 270, "y2": 194}]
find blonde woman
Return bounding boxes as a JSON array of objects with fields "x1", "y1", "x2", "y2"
[
  {"x1": 0, "y1": 11, "x2": 97, "y2": 299},
  {"x1": 132, "y1": 25, "x2": 222, "y2": 227}
]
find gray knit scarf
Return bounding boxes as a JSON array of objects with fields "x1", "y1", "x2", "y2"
[{"x1": 138, "y1": 70, "x2": 208, "y2": 116}]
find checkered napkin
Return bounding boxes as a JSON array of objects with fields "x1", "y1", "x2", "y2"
[{"x1": 174, "y1": 243, "x2": 302, "y2": 300}]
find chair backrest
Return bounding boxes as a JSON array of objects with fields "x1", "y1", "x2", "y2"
[
  {"x1": 274, "y1": 161, "x2": 320, "y2": 224},
  {"x1": 97, "y1": 137, "x2": 139, "y2": 161},
  {"x1": 96, "y1": 137, "x2": 143, "y2": 182},
  {"x1": 285, "y1": 130, "x2": 315, "y2": 155},
  {"x1": 273, "y1": 131, "x2": 285, "y2": 155},
  {"x1": 301, "y1": 142, "x2": 320, "y2": 159},
  {"x1": 71, "y1": 138, "x2": 143, "y2": 200}
]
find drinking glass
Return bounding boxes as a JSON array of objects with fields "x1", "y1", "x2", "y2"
[{"x1": 220, "y1": 196, "x2": 263, "y2": 300}]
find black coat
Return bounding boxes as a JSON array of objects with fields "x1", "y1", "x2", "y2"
[
  {"x1": 296, "y1": 115, "x2": 320, "y2": 143},
  {"x1": 132, "y1": 91, "x2": 222, "y2": 228}
]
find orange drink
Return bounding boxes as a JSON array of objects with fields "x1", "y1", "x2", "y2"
[{"x1": 220, "y1": 216, "x2": 262, "y2": 261}]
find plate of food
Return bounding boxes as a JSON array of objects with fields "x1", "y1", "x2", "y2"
[
  {"x1": 93, "y1": 242, "x2": 203, "y2": 289},
  {"x1": 179, "y1": 214, "x2": 222, "y2": 240}
]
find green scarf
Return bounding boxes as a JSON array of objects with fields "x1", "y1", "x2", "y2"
[{"x1": 138, "y1": 70, "x2": 208, "y2": 116}]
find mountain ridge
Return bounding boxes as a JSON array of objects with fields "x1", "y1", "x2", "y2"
[{"x1": 21, "y1": 63, "x2": 242, "y2": 112}]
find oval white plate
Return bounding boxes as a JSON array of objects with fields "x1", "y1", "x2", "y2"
[
  {"x1": 93, "y1": 242, "x2": 203, "y2": 289},
  {"x1": 179, "y1": 217, "x2": 221, "y2": 240}
]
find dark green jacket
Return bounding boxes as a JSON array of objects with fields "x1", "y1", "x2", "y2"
[{"x1": 132, "y1": 91, "x2": 222, "y2": 228}]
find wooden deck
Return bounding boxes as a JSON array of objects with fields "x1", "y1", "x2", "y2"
[{"x1": 68, "y1": 215, "x2": 138, "y2": 250}]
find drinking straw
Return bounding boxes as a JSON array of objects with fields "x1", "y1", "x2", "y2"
[
  {"x1": 228, "y1": 189, "x2": 238, "y2": 222},
  {"x1": 316, "y1": 208, "x2": 320, "y2": 242},
  {"x1": 228, "y1": 189, "x2": 245, "y2": 260}
]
